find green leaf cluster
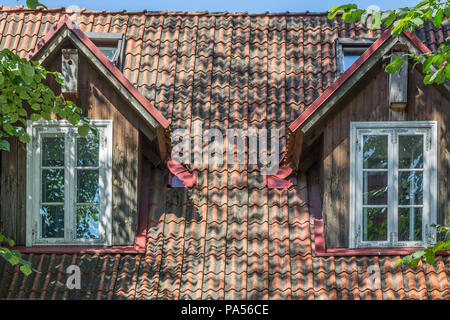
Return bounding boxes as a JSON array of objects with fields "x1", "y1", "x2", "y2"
[
  {"x1": 394, "y1": 224, "x2": 450, "y2": 268},
  {"x1": 0, "y1": 233, "x2": 39, "y2": 275},
  {"x1": 0, "y1": 48, "x2": 95, "y2": 151},
  {"x1": 328, "y1": 0, "x2": 450, "y2": 85}
]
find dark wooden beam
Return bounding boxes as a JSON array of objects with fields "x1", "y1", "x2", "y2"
[
  {"x1": 156, "y1": 126, "x2": 169, "y2": 162},
  {"x1": 288, "y1": 131, "x2": 304, "y2": 170},
  {"x1": 142, "y1": 145, "x2": 161, "y2": 167}
]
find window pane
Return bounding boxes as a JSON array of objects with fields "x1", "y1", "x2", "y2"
[
  {"x1": 42, "y1": 169, "x2": 64, "y2": 202},
  {"x1": 76, "y1": 205, "x2": 99, "y2": 239},
  {"x1": 363, "y1": 171, "x2": 388, "y2": 205},
  {"x1": 77, "y1": 170, "x2": 99, "y2": 203},
  {"x1": 398, "y1": 171, "x2": 423, "y2": 205},
  {"x1": 363, "y1": 135, "x2": 388, "y2": 169},
  {"x1": 399, "y1": 135, "x2": 423, "y2": 169},
  {"x1": 398, "y1": 207, "x2": 423, "y2": 241},
  {"x1": 77, "y1": 134, "x2": 99, "y2": 167},
  {"x1": 98, "y1": 47, "x2": 117, "y2": 61},
  {"x1": 40, "y1": 205, "x2": 64, "y2": 238},
  {"x1": 363, "y1": 207, "x2": 388, "y2": 241},
  {"x1": 343, "y1": 55, "x2": 359, "y2": 70},
  {"x1": 42, "y1": 137, "x2": 64, "y2": 167}
]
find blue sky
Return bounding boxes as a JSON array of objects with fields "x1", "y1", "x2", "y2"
[{"x1": 3, "y1": 0, "x2": 418, "y2": 13}]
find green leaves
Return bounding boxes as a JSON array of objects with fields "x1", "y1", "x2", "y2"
[
  {"x1": 68, "y1": 113, "x2": 81, "y2": 126},
  {"x1": 0, "y1": 140, "x2": 10, "y2": 151},
  {"x1": 328, "y1": 4, "x2": 358, "y2": 19},
  {"x1": 433, "y1": 8, "x2": 444, "y2": 27},
  {"x1": 0, "y1": 233, "x2": 36, "y2": 276},
  {"x1": 26, "y1": 0, "x2": 47, "y2": 10},
  {"x1": 78, "y1": 124, "x2": 91, "y2": 137},
  {"x1": 385, "y1": 55, "x2": 407, "y2": 74},
  {"x1": 20, "y1": 265, "x2": 32, "y2": 276},
  {"x1": 394, "y1": 224, "x2": 449, "y2": 269},
  {"x1": 328, "y1": 1, "x2": 450, "y2": 86}
]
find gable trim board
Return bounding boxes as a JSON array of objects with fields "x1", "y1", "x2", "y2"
[
  {"x1": 26, "y1": 15, "x2": 170, "y2": 152},
  {"x1": 287, "y1": 29, "x2": 450, "y2": 169}
]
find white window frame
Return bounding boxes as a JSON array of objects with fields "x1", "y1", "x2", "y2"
[
  {"x1": 349, "y1": 121, "x2": 437, "y2": 248},
  {"x1": 26, "y1": 120, "x2": 113, "y2": 246}
]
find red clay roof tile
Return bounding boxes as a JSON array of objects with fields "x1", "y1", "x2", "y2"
[{"x1": 0, "y1": 7, "x2": 449, "y2": 300}]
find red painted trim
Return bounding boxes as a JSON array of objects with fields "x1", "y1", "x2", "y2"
[
  {"x1": 10, "y1": 145, "x2": 152, "y2": 255},
  {"x1": 316, "y1": 248, "x2": 450, "y2": 257},
  {"x1": 12, "y1": 200, "x2": 148, "y2": 254},
  {"x1": 26, "y1": 15, "x2": 170, "y2": 129},
  {"x1": 309, "y1": 165, "x2": 450, "y2": 257},
  {"x1": 403, "y1": 31, "x2": 432, "y2": 54},
  {"x1": 12, "y1": 245, "x2": 144, "y2": 254},
  {"x1": 311, "y1": 189, "x2": 450, "y2": 257},
  {"x1": 309, "y1": 180, "x2": 325, "y2": 253},
  {"x1": 289, "y1": 29, "x2": 432, "y2": 133}
]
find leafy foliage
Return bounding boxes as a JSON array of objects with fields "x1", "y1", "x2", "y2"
[
  {"x1": 394, "y1": 224, "x2": 450, "y2": 268},
  {"x1": 0, "y1": 234, "x2": 39, "y2": 275},
  {"x1": 0, "y1": 49, "x2": 91, "y2": 151},
  {"x1": 26, "y1": 0, "x2": 47, "y2": 10},
  {"x1": 0, "y1": 1, "x2": 94, "y2": 276},
  {"x1": 328, "y1": 0, "x2": 450, "y2": 85}
]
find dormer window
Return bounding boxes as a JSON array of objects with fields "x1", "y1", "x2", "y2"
[
  {"x1": 336, "y1": 38, "x2": 375, "y2": 74},
  {"x1": 86, "y1": 32, "x2": 125, "y2": 70}
]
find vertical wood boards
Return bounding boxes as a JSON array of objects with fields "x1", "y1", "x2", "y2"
[
  {"x1": 0, "y1": 46, "x2": 146, "y2": 245},
  {"x1": 321, "y1": 62, "x2": 449, "y2": 248}
]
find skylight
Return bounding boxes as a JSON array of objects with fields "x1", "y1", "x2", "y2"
[
  {"x1": 336, "y1": 38, "x2": 375, "y2": 74},
  {"x1": 86, "y1": 32, "x2": 125, "y2": 70}
]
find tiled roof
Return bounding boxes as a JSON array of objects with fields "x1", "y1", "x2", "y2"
[{"x1": 0, "y1": 6, "x2": 449, "y2": 299}]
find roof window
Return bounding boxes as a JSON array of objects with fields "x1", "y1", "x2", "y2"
[
  {"x1": 336, "y1": 38, "x2": 375, "y2": 74},
  {"x1": 86, "y1": 32, "x2": 125, "y2": 70}
]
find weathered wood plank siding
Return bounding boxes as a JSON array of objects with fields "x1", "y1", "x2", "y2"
[
  {"x1": 1, "y1": 43, "x2": 146, "y2": 245},
  {"x1": 321, "y1": 62, "x2": 449, "y2": 248}
]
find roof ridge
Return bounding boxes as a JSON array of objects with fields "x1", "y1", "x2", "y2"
[{"x1": 0, "y1": 6, "x2": 333, "y2": 16}]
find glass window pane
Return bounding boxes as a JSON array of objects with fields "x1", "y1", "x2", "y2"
[
  {"x1": 40, "y1": 205, "x2": 64, "y2": 238},
  {"x1": 42, "y1": 137, "x2": 64, "y2": 167},
  {"x1": 77, "y1": 134, "x2": 99, "y2": 167},
  {"x1": 363, "y1": 171, "x2": 388, "y2": 205},
  {"x1": 77, "y1": 170, "x2": 99, "y2": 203},
  {"x1": 399, "y1": 135, "x2": 423, "y2": 169},
  {"x1": 76, "y1": 205, "x2": 99, "y2": 239},
  {"x1": 42, "y1": 169, "x2": 64, "y2": 202},
  {"x1": 363, "y1": 207, "x2": 388, "y2": 241},
  {"x1": 398, "y1": 207, "x2": 423, "y2": 241},
  {"x1": 344, "y1": 55, "x2": 360, "y2": 70},
  {"x1": 98, "y1": 47, "x2": 117, "y2": 61},
  {"x1": 398, "y1": 171, "x2": 423, "y2": 205},
  {"x1": 363, "y1": 135, "x2": 388, "y2": 169}
]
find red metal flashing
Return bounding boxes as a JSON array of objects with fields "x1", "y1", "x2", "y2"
[
  {"x1": 167, "y1": 159, "x2": 196, "y2": 187},
  {"x1": 26, "y1": 15, "x2": 170, "y2": 129},
  {"x1": 289, "y1": 29, "x2": 432, "y2": 134},
  {"x1": 309, "y1": 178, "x2": 325, "y2": 253},
  {"x1": 266, "y1": 164, "x2": 294, "y2": 188}
]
